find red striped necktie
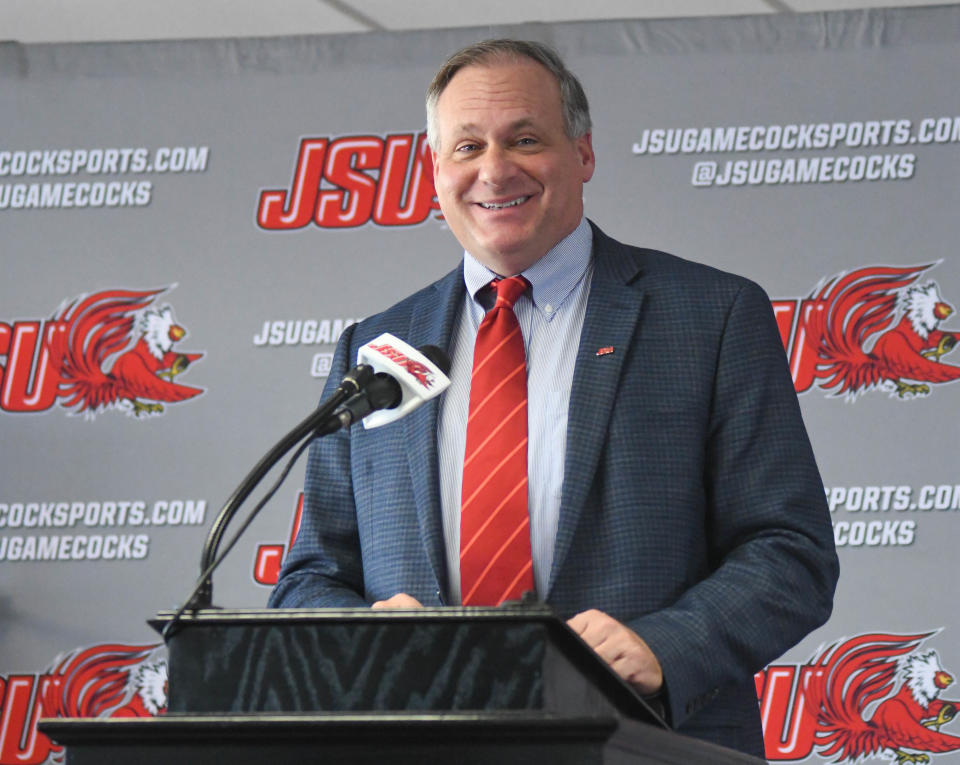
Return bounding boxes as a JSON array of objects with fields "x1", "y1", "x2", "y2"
[{"x1": 460, "y1": 275, "x2": 534, "y2": 606}]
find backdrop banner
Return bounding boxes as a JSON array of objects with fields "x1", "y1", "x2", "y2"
[{"x1": 2, "y1": 6, "x2": 960, "y2": 762}]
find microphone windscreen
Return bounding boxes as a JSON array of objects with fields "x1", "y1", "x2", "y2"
[{"x1": 418, "y1": 345, "x2": 451, "y2": 376}]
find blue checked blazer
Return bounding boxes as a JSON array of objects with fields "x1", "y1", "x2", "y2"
[{"x1": 270, "y1": 222, "x2": 839, "y2": 757}]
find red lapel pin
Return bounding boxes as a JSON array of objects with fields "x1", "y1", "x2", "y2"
[{"x1": 596, "y1": 346, "x2": 614, "y2": 356}]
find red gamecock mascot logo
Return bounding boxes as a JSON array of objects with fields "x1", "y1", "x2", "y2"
[
  {"x1": 42, "y1": 643, "x2": 168, "y2": 723},
  {"x1": 0, "y1": 643, "x2": 167, "y2": 765},
  {"x1": 811, "y1": 632, "x2": 960, "y2": 764},
  {"x1": 811, "y1": 264, "x2": 960, "y2": 398},
  {"x1": 54, "y1": 288, "x2": 204, "y2": 416}
]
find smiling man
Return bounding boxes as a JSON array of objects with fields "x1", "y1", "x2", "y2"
[
  {"x1": 270, "y1": 39, "x2": 838, "y2": 759},
  {"x1": 428, "y1": 55, "x2": 595, "y2": 276}
]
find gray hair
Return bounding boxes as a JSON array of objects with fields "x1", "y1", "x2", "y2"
[{"x1": 425, "y1": 39, "x2": 592, "y2": 151}]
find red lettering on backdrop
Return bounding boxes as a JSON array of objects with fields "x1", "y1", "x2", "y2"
[
  {"x1": 0, "y1": 675, "x2": 57, "y2": 765},
  {"x1": 789, "y1": 299, "x2": 826, "y2": 394},
  {"x1": 257, "y1": 138, "x2": 329, "y2": 230},
  {"x1": 253, "y1": 492, "x2": 305, "y2": 585},
  {"x1": 0, "y1": 321, "x2": 67, "y2": 412},
  {"x1": 770, "y1": 298, "x2": 825, "y2": 394},
  {"x1": 256, "y1": 132, "x2": 439, "y2": 230},
  {"x1": 372, "y1": 133, "x2": 436, "y2": 226},
  {"x1": 771, "y1": 300, "x2": 798, "y2": 354},
  {"x1": 756, "y1": 665, "x2": 821, "y2": 761},
  {"x1": 316, "y1": 136, "x2": 383, "y2": 228}
]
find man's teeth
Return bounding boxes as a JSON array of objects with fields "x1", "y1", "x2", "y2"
[{"x1": 480, "y1": 196, "x2": 529, "y2": 209}]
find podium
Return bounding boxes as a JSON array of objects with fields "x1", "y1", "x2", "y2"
[{"x1": 40, "y1": 606, "x2": 765, "y2": 764}]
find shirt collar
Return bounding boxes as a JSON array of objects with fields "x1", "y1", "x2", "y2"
[{"x1": 462, "y1": 217, "x2": 593, "y2": 318}]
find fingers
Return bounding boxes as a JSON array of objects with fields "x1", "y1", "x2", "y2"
[
  {"x1": 371, "y1": 592, "x2": 424, "y2": 609},
  {"x1": 568, "y1": 608, "x2": 619, "y2": 649},
  {"x1": 567, "y1": 609, "x2": 663, "y2": 695}
]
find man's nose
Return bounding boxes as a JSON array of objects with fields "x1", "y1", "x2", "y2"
[{"x1": 477, "y1": 145, "x2": 517, "y2": 186}]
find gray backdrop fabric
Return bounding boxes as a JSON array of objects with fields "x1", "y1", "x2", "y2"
[{"x1": 2, "y1": 6, "x2": 960, "y2": 762}]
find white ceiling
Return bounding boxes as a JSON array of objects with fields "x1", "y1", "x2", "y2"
[{"x1": 1, "y1": 0, "x2": 954, "y2": 44}]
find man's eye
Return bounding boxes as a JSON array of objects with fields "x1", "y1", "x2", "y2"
[
  {"x1": 517, "y1": 137, "x2": 538, "y2": 146},
  {"x1": 456, "y1": 143, "x2": 479, "y2": 153}
]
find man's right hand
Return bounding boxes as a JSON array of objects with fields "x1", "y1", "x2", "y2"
[
  {"x1": 371, "y1": 593, "x2": 423, "y2": 609},
  {"x1": 567, "y1": 608, "x2": 663, "y2": 695}
]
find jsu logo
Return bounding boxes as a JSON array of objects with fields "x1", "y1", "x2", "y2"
[
  {"x1": 367, "y1": 342, "x2": 435, "y2": 388},
  {"x1": 757, "y1": 631, "x2": 960, "y2": 763},
  {"x1": 774, "y1": 264, "x2": 959, "y2": 398},
  {"x1": 256, "y1": 133, "x2": 440, "y2": 230},
  {"x1": 0, "y1": 643, "x2": 166, "y2": 765},
  {"x1": 0, "y1": 288, "x2": 204, "y2": 417}
]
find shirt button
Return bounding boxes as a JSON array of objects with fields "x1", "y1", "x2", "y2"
[{"x1": 544, "y1": 303, "x2": 554, "y2": 314}]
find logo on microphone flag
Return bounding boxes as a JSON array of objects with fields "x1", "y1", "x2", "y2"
[{"x1": 357, "y1": 333, "x2": 450, "y2": 429}]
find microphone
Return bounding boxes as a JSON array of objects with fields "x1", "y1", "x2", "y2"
[{"x1": 331, "y1": 334, "x2": 451, "y2": 430}]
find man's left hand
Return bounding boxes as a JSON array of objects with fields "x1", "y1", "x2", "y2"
[
  {"x1": 371, "y1": 593, "x2": 423, "y2": 609},
  {"x1": 567, "y1": 609, "x2": 663, "y2": 695}
]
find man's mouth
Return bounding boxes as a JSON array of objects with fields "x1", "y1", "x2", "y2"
[{"x1": 478, "y1": 196, "x2": 530, "y2": 210}]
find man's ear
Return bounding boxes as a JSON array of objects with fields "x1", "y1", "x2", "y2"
[
  {"x1": 576, "y1": 132, "x2": 596, "y2": 183},
  {"x1": 431, "y1": 149, "x2": 440, "y2": 186}
]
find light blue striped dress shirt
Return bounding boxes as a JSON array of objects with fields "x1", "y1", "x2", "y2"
[{"x1": 437, "y1": 217, "x2": 594, "y2": 603}]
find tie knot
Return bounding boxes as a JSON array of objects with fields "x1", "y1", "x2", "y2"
[{"x1": 491, "y1": 276, "x2": 529, "y2": 309}]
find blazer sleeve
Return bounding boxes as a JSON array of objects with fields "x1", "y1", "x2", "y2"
[
  {"x1": 627, "y1": 279, "x2": 839, "y2": 728},
  {"x1": 268, "y1": 323, "x2": 369, "y2": 608}
]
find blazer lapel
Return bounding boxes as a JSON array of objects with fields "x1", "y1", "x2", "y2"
[
  {"x1": 548, "y1": 227, "x2": 645, "y2": 595},
  {"x1": 404, "y1": 266, "x2": 465, "y2": 600}
]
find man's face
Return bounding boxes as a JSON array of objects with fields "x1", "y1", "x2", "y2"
[{"x1": 430, "y1": 59, "x2": 595, "y2": 276}]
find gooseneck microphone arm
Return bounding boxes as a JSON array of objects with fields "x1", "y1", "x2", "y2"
[
  {"x1": 162, "y1": 336, "x2": 451, "y2": 640},
  {"x1": 186, "y1": 363, "x2": 375, "y2": 613}
]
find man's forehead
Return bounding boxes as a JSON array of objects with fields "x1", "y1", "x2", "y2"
[{"x1": 446, "y1": 116, "x2": 538, "y2": 136}]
